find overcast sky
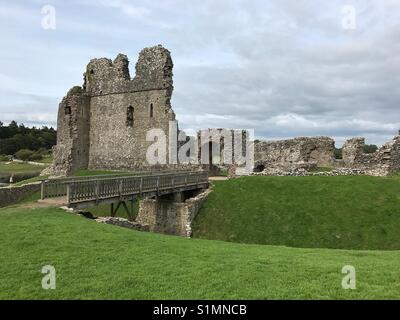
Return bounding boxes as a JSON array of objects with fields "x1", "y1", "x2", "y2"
[{"x1": 0, "y1": 0, "x2": 399, "y2": 146}]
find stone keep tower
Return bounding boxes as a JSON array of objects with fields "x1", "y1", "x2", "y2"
[{"x1": 44, "y1": 45, "x2": 176, "y2": 176}]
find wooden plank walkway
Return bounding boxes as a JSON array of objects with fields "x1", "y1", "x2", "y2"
[{"x1": 41, "y1": 171, "x2": 209, "y2": 209}]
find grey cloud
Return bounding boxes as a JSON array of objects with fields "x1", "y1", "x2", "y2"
[{"x1": 0, "y1": 0, "x2": 399, "y2": 147}]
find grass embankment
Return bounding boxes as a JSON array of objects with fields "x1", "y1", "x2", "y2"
[
  {"x1": 0, "y1": 206, "x2": 399, "y2": 299},
  {"x1": 192, "y1": 176, "x2": 400, "y2": 250},
  {"x1": 13, "y1": 175, "x2": 48, "y2": 186},
  {"x1": 36, "y1": 154, "x2": 53, "y2": 164}
]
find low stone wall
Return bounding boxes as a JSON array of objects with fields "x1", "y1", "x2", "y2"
[
  {"x1": 0, "y1": 183, "x2": 41, "y2": 208},
  {"x1": 254, "y1": 137, "x2": 335, "y2": 170},
  {"x1": 0, "y1": 172, "x2": 41, "y2": 184},
  {"x1": 136, "y1": 188, "x2": 212, "y2": 237},
  {"x1": 183, "y1": 189, "x2": 212, "y2": 237}
]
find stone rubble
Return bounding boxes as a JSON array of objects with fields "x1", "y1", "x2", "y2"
[
  {"x1": 251, "y1": 167, "x2": 389, "y2": 177},
  {"x1": 95, "y1": 216, "x2": 149, "y2": 231}
]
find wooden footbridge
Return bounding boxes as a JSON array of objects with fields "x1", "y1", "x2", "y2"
[{"x1": 40, "y1": 170, "x2": 209, "y2": 219}]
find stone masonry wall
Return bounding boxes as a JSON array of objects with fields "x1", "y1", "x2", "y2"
[
  {"x1": 0, "y1": 183, "x2": 40, "y2": 208},
  {"x1": 42, "y1": 87, "x2": 90, "y2": 176},
  {"x1": 342, "y1": 135, "x2": 400, "y2": 175},
  {"x1": 135, "y1": 189, "x2": 211, "y2": 237},
  {"x1": 88, "y1": 90, "x2": 175, "y2": 171},
  {"x1": 254, "y1": 137, "x2": 335, "y2": 170}
]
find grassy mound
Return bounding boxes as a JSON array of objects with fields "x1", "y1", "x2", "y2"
[
  {"x1": 0, "y1": 206, "x2": 399, "y2": 299},
  {"x1": 192, "y1": 176, "x2": 400, "y2": 250}
]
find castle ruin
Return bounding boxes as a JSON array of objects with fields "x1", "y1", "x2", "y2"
[
  {"x1": 341, "y1": 136, "x2": 400, "y2": 176},
  {"x1": 44, "y1": 45, "x2": 177, "y2": 176},
  {"x1": 44, "y1": 44, "x2": 400, "y2": 178},
  {"x1": 252, "y1": 135, "x2": 400, "y2": 176}
]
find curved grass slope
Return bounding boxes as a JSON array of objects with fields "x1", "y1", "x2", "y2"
[
  {"x1": 192, "y1": 176, "x2": 400, "y2": 250},
  {"x1": 0, "y1": 207, "x2": 399, "y2": 299}
]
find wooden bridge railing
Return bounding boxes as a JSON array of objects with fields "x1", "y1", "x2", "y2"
[
  {"x1": 67, "y1": 171, "x2": 208, "y2": 205},
  {"x1": 40, "y1": 169, "x2": 197, "y2": 200},
  {"x1": 41, "y1": 171, "x2": 208, "y2": 206}
]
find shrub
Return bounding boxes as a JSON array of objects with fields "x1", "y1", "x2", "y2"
[
  {"x1": 0, "y1": 154, "x2": 10, "y2": 162},
  {"x1": 334, "y1": 148, "x2": 342, "y2": 159},
  {"x1": 28, "y1": 152, "x2": 43, "y2": 161},
  {"x1": 364, "y1": 144, "x2": 378, "y2": 154},
  {"x1": 15, "y1": 149, "x2": 34, "y2": 161},
  {"x1": 37, "y1": 147, "x2": 49, "y2": 155}
]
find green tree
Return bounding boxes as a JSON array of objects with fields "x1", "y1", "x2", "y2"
[
  {"x1": 334, "y1": 148, "x2": 342, "y2": 159},
  {"x1": 0, "y1": 121, "x2": 57, "y2": 155},
  {"x1": 15, "y1": 149, "x2": 35, "y2": 161},
  {"x1": 363, "y1": 144, "x2": 378, "y2": 154}
]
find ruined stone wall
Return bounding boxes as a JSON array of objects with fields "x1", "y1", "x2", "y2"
[
  {"x1": 196, "y1": 129, "x2": 248, "y2": 165},
  {"x1": 195, "y1": 129, "x2": 251, "y2": 177},
  {"x1": 135, "y1": 189, "x2": 211, "y2": 237},
  {"x1": 45, "y1": 45, "x2": 177, "y2": 176},
  {"x1": 342, "y1": 135, "x2": 400, "y2": 175},
  {"x1": 342, "y1": 138, "x2": 374, "y2": 167},
  {"x1": 380, "y1": 136, "x2": 400, "y2": 173},
  {"x1": 42, "y1": 87, "x2": 90, "y2": 176},
  {"x1": 86, "y1": 45, "x2": 176, "y2": 171},
  {"x1": 254, "y1": 137, "x2": 335, "y2": 170}
]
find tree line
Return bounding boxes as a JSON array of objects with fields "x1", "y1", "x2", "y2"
[{"x1": 0, "y1": 121, "x2": 57, "y2": 158}]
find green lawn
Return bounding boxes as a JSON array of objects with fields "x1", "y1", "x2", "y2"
[
  {"x1": 0, "y1": 162, "x2": 46, "y2": 184},
  {"x1": 73, "y1": 169, "x2": 130, "y2": 177},
  {"x1": 37, "y1": 154, "x2": 53, "y2": 164},
  {"x1": 0, "y1": 206, "x2": 399, "y2": 299},
  {"x1": 0, "y1": 161, "x2": 45, "y2": 174},
  {"x1": 192, "y1": 176, "x2": 400, "y2": 250}
]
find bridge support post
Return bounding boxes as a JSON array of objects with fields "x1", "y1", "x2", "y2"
[
  {"x1": 110, "y1": 199, "x2": 136, "y2": 221},
  {"x1": 173, "y1": 192, "x2": 185, "y2": 203},
  {"x1": 136, "y1": 188, "x2": 210, "y2": 237}
]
